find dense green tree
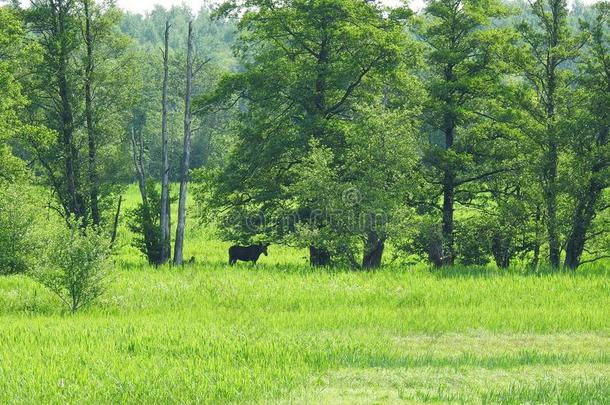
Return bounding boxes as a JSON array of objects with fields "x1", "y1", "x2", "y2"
[
  {"x1": 0, "y1": 6, "x2": 56, "y2": 275},
  {"x1": 31, "y1": 218, "x2": 110, "y2": 313},
  {"x1": 283, "y1": 99, "x2": 420, "y2": 267},
  {"x1": 1, "y1": 0, "x2": 608, "y2": 271},
  {"x1": 563, "y1": 2, "x2": 610, "y2": 268},
  {"x1": 0, "y1": 6, "x2": 48, "y2": 181},
  {"x1": 416, "y1": 0, "x2": 516, "y2": 265},
  {"x1": 197, "y1": 0, "x2": 411, "y2": 266},
  {"x1": 24, "y1": 0, "x2": 135, "y2": 228},
  {"x1": 27, "y1": 0, "x2": 85, "y2": 219},
  {"x1": 513, "y1": 0, "x2": 582, "y2": 268},
  {"x1": 74, "y1": 1, "x2": 137, "y2": 226}
]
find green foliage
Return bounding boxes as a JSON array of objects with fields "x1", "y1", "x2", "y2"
[
  {"x1": 197, "y1": 0, "x2": 414, "y2": 265},
  {"x1": 415, "y1": 0, "x2": 518, "y2": 264},
  {"x1": 455, "y1": 217, "x2": 492, "y2": 266},
  {"x1": 30, "y1": 220, "x2": 110, "y2": 313},
  {"x1": 509, "y1": 0, "x2": 582, "y2": 267},
  {"x1": 19, "y1": 0, "x2": 137, "y2": 224},
  {"x1": 0, "y1": 6, "x2": 49, "y2": 182},
  {"x1": 283, "y1": 141, "x2": 361, "y2": 266},
  {"x1": 0, "y1": 184, "x2": 46, "y2": 275},
  {"x1": 126, "y1": 180, "x2": 164, "y2": 265},
  {"x1": 119, "y1": 5, "x2": 237, "y2": 181},
  {"x1": 560, "y1": 2, "x2": 610, "y2": 267},
  {"x1": 393, "y1": 216, "x2": 443, "y2": 265},
  {"x1": 0, "y1": 6, "x2": 53, "y2": 273},
  {"x1": 0, "y1": 7, "x2": 26, "y2": 141},
  {"x1": 0, "y1": 0, "x2": 608, "y2": 283}
]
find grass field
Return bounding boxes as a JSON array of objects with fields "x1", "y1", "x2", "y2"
[{"x1": 0, "y1": 187, "x2": 609, "y2": 403}]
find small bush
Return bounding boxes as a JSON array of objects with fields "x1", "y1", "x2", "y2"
[
  {"x1": 30, "y1": 221, "x2": 110, "y2": 313},
  {"x1": 394, "y1": 218, "x2": 446, "y2": 266},
  {"x1": 126, "y1": 180, "x2": 164, "y2": 265},
  {"x1": 455, "y1": 219, "x2": 491, "y2": 266},
  {"x1": 0, "y1": 183, "x2": 44, "y2": 275}
]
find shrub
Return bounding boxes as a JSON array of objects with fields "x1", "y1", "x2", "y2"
[
  {"x1": 455, "y1": 219, "x2": 492, "y2": 266},
  {"x1": 0, "y1": 183, "x2": 43, "y2": 275},
  {"x1": 30, "y1": 221, "x2": 110, "y2": 313},
  {"x1": 393, "y1": 217, "x2": 446, "y2": 266},
  {"x1": 126, "y1": 180, "x2": 164, "y2": 265}
]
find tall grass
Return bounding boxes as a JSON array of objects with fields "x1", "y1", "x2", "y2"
[
  {"x1": 1, "y1": 264, "x2": 609, "y2": 403},
  {"x1": 0, "y1": 186, "x2": 608, "y2": 403}
]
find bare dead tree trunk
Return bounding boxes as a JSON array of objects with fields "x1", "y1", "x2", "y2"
[
  {"x1": 130, "y1": 126, "x2": 147, "y2": 209},
  {"x1": 110, "y1": 194, "x2": 122, "y2": 247},
  {"x1": 160, "y1": 20, "x2": 172, "y2": 263},
  {"x1": 174, "y1": 21, "x2": 194, "y2": 265},
  {"x1": 83, "y1": 0, "x2": 99, "y2": 226}
]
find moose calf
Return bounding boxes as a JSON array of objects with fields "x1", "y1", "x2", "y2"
[{"x1": 229, "y1": 244, "x2": 268, "y2": 265}]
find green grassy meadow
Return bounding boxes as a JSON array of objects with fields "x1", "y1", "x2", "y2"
[{"x1": 1, "y1": 187, "x2": 609, "y2": 404}]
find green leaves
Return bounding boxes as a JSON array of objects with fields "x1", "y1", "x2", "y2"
[
  {"x1": 201, "y1": 0, "x2": 415, "y2": 262},
  {"x1": 0, "y1": 7, "x2": 31, "y2": 181},
  {"x1": 30, "y1": 220, "x2": 110, "y2": 313}
]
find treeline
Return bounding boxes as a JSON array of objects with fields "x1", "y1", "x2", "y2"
[
  {"x1": 0, "y1": 0, "x2": 608, "y2": 274},
  {"x1": 193, "y1": 0, "x2": 610, "y2": 270}
]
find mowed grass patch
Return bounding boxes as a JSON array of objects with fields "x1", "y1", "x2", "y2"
[
  {"x1": 288, "y1": 364, "x2": 609, "y2": 404},
  {"x1": 1, "y1": 265, "x2": 609, "y2": 403}
]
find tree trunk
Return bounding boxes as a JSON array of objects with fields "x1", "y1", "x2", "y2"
[
  {"x1": 441, "y1": 111, "x2": 456, "y2": 266},
  {"x1": 55, "y1": 0, "x2": 84, "y2": 220},
  {"x1": 130, "y1": 126, "x2": 158, "y2": 265},
  {"x1": 491, "y1": 233, "x2": 511, "y2": 269},
  {"x1": 531, "y1": 204, "x2": 541, "y2": 269},
  {"x1": 565, "y1": 124, "x2": 608, "y2": 269},
  {"x1": 110, "y1": 194, "x2": 122, "y2": 247},
  {"x1": 543, "y1": 7, "x2": 561, "y2": 269},
  {"x1": 83, "y1": 0, "x2": 99, "y2": 226},
  {"x1": 564, "y1": 196, "x2": 595, "y2": 270},
  {"x1": 309, "y1": 246, "x2": 331, "y2": 266},
  {"x1": 564, "y1": 151, "x2": 607, "y2": 270},
  {"x1": 160, "y1": 21, "x2": 171, "y2": 263},
  {"x1": 174, "y1": 21, "x2": 194, "y2": 265},
  {"x1": 428, "y1": 237, "x2": 444, "y2": 267},
  {"x1": 441, "y1": 171, "x2": 455, "y2": 266},
  {"x1": 544, "y1": 141, "x2": 560, "y2": 268},
  {"x1": 363, "y1": 231, "x2": 385, "y2": 269}
]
